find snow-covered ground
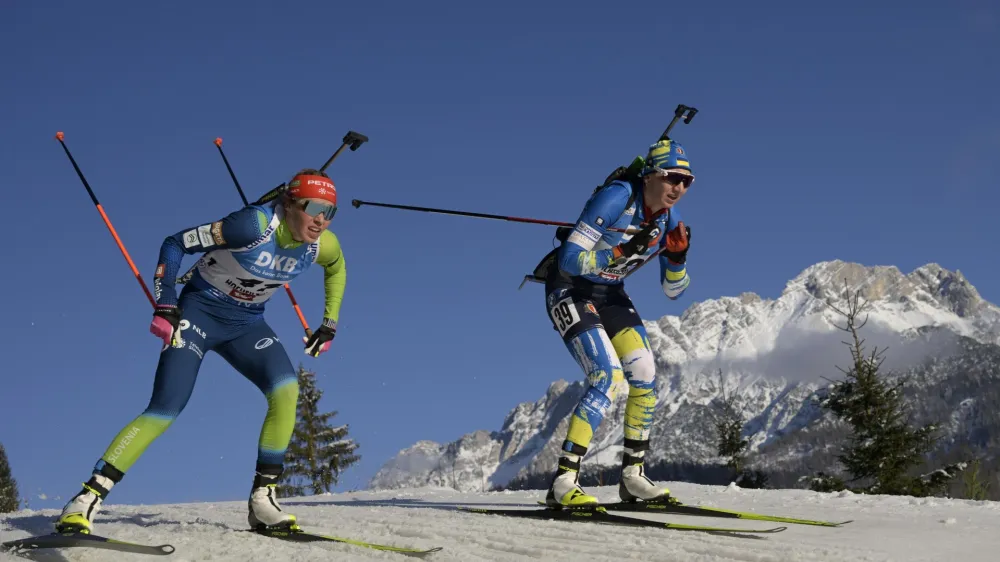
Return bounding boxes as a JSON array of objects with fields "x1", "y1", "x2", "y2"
[{"x1": 3, "y1": 482, "x2": 999, "y2": 561}]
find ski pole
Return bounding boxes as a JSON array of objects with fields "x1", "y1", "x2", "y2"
[
  {"x1": 55, "y1": 132, "x2": 157, "y2": 308},
  {"x1": 214, "y1": 138, "x2": 314, "y2": 338},
  {"x1": 214, "y1": 137, "x2": 250, "y2": 205},
  {"x1": 350, "y1": 199, "x2": 641, "y2": 234}
]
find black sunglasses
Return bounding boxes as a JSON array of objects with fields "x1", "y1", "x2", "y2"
[{"x1": 663, "y1": 172, "x2": 694, "y2": 188}]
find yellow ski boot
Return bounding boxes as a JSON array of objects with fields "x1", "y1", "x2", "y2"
[
  {"x1": 619, "y1": 444, "x2": 672, "y2": 503},
  {"x1": 55, "y1": 473, "x2": 116, "y2": 534},
  {"x1": 545, "y1": 457, "x2": 598, "y2": 508},
  {"x1": 247, "y1": 466, "x2": 298, "y2": 530}
]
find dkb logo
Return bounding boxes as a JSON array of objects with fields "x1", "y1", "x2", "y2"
[{"x1": 254, "y1": 251, "x2": 298, "y2": 272}]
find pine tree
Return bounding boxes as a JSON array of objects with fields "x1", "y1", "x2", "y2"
[
  {"x1": 962, "y1": 459, "x2": 990, "y2": 501},
  {"x1": 0, "y1": 442, "x2": 20, "y2": 513},
  {"x1": 815, "y1": 283, "x2": 961, "y2": 496},
  {"x1": 711, "y1": 370, "x2": 749, "y2": 475},
  {"x1": 277, "y1": 365, "x2": 360, "y2": 497},
  {"x1": 710, "y1": 370, "x2": 769, "y2": 488}
]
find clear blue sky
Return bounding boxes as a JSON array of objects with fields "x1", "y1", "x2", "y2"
[{"x1": 2, "y1": 0, "x2": 997, "y2": 508}]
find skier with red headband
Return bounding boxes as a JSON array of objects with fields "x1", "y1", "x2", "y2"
[{"x1": 55, "y1": 168, "x2": 346, "y2": 534}]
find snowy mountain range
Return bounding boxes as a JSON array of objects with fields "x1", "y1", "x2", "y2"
[{"x1": 369, "y1": 260, "x2": 1000, "y2": 493}]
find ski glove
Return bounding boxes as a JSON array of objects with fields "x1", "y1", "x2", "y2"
[
  {"x1": 150, "y1": 305, "x2": 182, "y2": 348},
  {"x1": 612, "y1": 222, "x2": 662, "y2": 263},
  {"x1": 303, "y1": 320, "x2": 336, "y2": 357},
  {"x1": 663, "y1": 222, "x2": 691, "y2": 265}
]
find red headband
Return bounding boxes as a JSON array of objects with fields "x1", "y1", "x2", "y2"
[{"x1": 287, "y1": 174, "x2": 337, "y2": 205}]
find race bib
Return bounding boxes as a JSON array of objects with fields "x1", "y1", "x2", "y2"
[{"x1": 549, "y1": 297, "x2": 582, "y2": 337}]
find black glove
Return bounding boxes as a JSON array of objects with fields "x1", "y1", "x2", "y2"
[
  {"x1": 153, "y1": 304, "x2": 182, "y2": 325},
  {"x1": 613, "y1": 222, "x2": 662, "y2": 262},
  {"x1": 303, "y1": 323, "x2": 336, "y2": 357}
]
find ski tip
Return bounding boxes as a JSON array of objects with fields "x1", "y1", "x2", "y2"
[
  {"x1": 736, "y1": 526, "x2": 786, "y2": 534},
  {"x1": 214, "y1": 137, "x2": 223, "y2": 146},
  {"x1": 159, "y1": 544, "x2": 176, "y2": 554},
  {"x1": 408, "y1": 547, "x2": 445, "y2": 557},
  {"x1": 55, "y1": 131, "x2": 65, "y2": 141},
  {"x1": 836, "y1": 520, "x2": 854, "y2": 526}
]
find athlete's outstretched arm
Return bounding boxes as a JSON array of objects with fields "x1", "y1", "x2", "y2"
[
  {"x1": 315, "y1": 230, "x2": 346, "y2": 328},
  {"x1": 153, "y1": 206, "x2": 269, "y2": 307},
  {"x1": 557, "y1": 183, "x2": 633, "y2": 277}
]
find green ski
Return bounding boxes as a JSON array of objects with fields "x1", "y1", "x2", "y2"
[
  {"x1": 536, "y1": 499, "x2": 852, "y2": 527},
  {"x1": 461, "y1": 506, "x2": 786, "y2": 535},
  {"x1": 252, "y1": 526, "x2": 443, "y2": 557}
]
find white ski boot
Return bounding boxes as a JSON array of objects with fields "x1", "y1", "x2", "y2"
[
  {"x1": 618, "y1": 442, "x2": 671, "y2": 503},
  {"x1": 545, "y1": 456, "x2": 598, "y2": 507},
  {"x1": 55, "y1": 472, "x2": 117, "y2": 534},
  {"x1": 248, "y1": 467, "x2": 297, "y2": 530}
]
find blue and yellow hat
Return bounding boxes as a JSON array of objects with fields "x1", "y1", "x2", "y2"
[{"x1": 641, "y1": 139, "x2": 693, "y2": 177}]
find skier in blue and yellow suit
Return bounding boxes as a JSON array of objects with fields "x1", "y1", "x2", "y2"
[
  {"x1": 56, "y1": 169, "x2": 345, "y2": 534},
  {"x1": 543, "y1": 139, "x2": 694, "y2": 507}
]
